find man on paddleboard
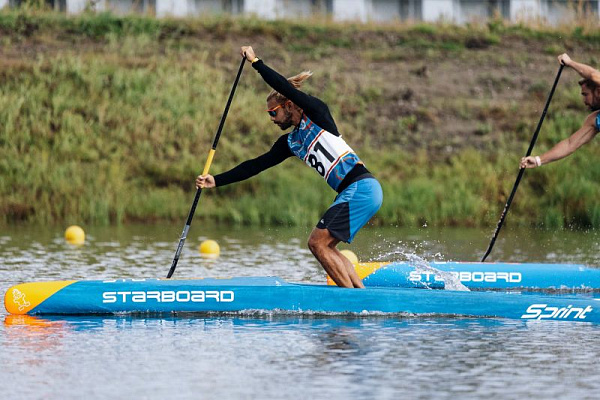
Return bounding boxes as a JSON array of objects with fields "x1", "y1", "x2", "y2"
[
  {"x1": 521, "y1": 54, "x2": 600, "y2": 169},
  {"x1": 196, "y1": 46, "x2": 383, "y2": 288}
]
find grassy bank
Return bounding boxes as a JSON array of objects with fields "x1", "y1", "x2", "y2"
[{"x1": 2, "y1": 11, "x2": 600, "y2": 228}]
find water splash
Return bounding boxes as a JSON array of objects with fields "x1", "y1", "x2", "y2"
[
  {"x1": 404, "y1": 253, "x2": 470, "y2": 291},
  {"x1": 372, "y1": 240, "x2": 469, "y2": 291}
]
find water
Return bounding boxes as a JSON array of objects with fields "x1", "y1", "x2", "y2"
[{"x1": 2, "y1": 224, "x2": 600, "y2": 399}]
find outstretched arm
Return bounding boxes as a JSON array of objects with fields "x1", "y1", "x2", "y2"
[
  {"x1": 521, "y1": 111, "x2": 600, "y2": 168},
  {"x1": 196, "y1": 134, "x2": 292, "y2": 188},
  {"x1": 559, "y1": 53, "x2": 600, "y2": 87}
]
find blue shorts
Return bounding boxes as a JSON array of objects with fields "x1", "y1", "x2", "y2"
[{"x1": 316, "y1": 178, "x2": 383, "y2": 243}]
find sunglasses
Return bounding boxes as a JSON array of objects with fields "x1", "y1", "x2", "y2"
[{"x1": 266, "y1": 101, "x2": 290, "y2": 117}]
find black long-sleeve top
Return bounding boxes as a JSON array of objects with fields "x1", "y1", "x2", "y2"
[{"x1": 214, "y1": 60, "x2": 371, "y2": 193}]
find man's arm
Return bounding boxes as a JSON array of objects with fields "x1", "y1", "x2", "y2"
[
  {"x1": 521, "y1": 111, "x2": 600, "y2": 168},
  {"x1": 196, "y1": 134, "x2": 292, "y2": 188},
  {"x1": 559, "y1": 53, "x2": 600, "y2": 87},
  {"x1": 241, "y1": 45, "x2": 324, "y2": 115}
]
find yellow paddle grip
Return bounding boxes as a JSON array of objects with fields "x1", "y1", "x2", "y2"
[{"x1": 202, "y1": 149, "x2": 216, "y2": 175}]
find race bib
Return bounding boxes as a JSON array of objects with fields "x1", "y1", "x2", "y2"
[{"x1": 304, "y1": 130, "x2": 355, "y2": 179}]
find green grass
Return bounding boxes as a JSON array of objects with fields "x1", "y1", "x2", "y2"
[{"x1": 2, "y1": 10, "x2": 600, "y2": 228}]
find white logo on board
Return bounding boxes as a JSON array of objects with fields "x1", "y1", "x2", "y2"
[
  {"x1": 12, "y1": 288, "x2": 31, "y2": 311},
  {"x1": 521, "y1": 304, "x2": 593, "y2": 320}
]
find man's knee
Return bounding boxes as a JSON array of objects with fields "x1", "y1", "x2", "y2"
[
  {"x1": 307, "y1": 234, "x2": 321, "y2": 254},
  {"x1": 308, "y1": 229, "x2": 330, "y2": 253}
]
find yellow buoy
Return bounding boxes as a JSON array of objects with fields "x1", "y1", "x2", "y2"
[
  {"x1": 64, "y1": 225, "x2": 85, "y2": 245},
  {"x1": 340, "y1": 249, "x2": 358, "y2": 264},
  {"x1": 199, "y1": 239, "x2": 220, "y2": 259}
]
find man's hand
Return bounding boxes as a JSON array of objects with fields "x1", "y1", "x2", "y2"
[
  {"x1": 241, "y1": 46, "x2": 257, "y2": 62},
  {"x1": 558, "y1": 53, "x2": 572, "y2": 67},
  {"x1": 196, "y1": 174, "x2": 216, "y2": 189},
  {"x1": 520, "y1": 156, "x2": 541, "y2": 169}
]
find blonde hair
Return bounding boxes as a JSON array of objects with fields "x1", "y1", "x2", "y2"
[{"x1": 267, "y1": 71, "x2": 313, "y2": 104}]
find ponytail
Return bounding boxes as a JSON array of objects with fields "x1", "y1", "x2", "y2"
[{"x1": 267, "y1": 71, "x2": 313, "y2": 104}]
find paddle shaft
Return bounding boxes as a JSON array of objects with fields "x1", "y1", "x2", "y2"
[
  {"x1": 167, "y1": 57, "x2": 246, "y2": 278},
  {"x1": 481, "y1": 63, "x2": 564, "y2": 262}
]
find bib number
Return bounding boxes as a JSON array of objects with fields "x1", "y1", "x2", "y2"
[{"x1": 308, "y1": 142, "x2": 334, "y2": 176}]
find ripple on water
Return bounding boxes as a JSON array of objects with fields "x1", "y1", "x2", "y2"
[{"x1": 2, "y1": 225, "x2": 600, "y2": 399}]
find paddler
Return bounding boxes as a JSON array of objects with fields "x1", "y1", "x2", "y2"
[
  {"x1": 195, "y1": 46, "x2": 383, "y2": 288},
  {"x1": 521, "y1": 54, "x2": 600, "y2": 169}
]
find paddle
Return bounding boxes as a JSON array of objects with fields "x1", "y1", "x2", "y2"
[
  {"x1": 167, "y1": 56, "x2": 246, "y2": 278},
  {"x1": 481, "y1": 63, "x2": 564, "y2": 262}
]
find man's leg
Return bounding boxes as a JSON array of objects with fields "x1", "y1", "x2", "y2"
[
  {"x1": 336, "y1": 247, "x2": 364, "y2": 288},
  {"x1": 308, "y1": 227, "x2": 364, "y2": 288}
]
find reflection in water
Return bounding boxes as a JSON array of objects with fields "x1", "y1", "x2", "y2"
[
  {"x1": 7, "y1": 314, "x2": 599, "y2": 396},
  {"x1": 2, "y1": 312, "x2": 600, "y2": 398},
  {"x1": 3, "y1": 315, "x2": 69, "y2": 370}
]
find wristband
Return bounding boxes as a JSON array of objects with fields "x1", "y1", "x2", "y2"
[
  {"x1": 251, "y1": 57, "x2": 260, "y2": 64},
  {"x1": 534, "y1": 156, "x2": 542, "y2": 167}
]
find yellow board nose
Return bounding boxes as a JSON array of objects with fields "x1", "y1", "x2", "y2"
[{"x1": 4, "y1": 280, "x2": 76, "y2": 315}]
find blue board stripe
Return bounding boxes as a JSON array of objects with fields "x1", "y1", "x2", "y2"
[
  {"x1": 362, "y1": 262, "x2": 600, "y2": 290},
  {"x1": 21, "y1": 276, "x2": 600, "y2": 323}
]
